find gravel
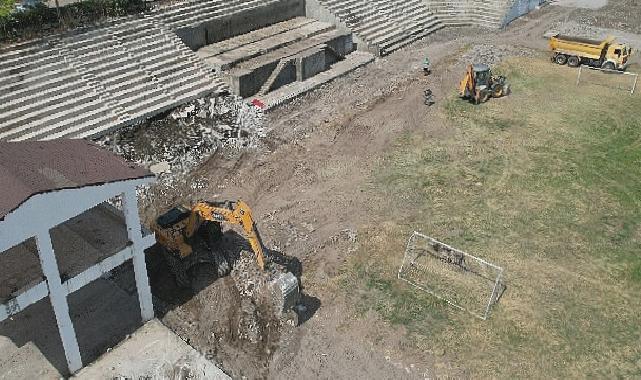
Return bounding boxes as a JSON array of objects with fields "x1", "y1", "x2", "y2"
[{"x1": 458, "y1": 44, "x2": 538, "y2": 66}]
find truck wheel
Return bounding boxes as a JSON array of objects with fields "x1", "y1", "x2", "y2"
[
  {"x1": 567, "y1": 56, "x2": 580, "y2": 67},
  {"x1": 603, "y1": 62, "x2": 616, "y2": 71},
  {"x1": 555, "y1": 54, "x2": 568, "y2": 65}
]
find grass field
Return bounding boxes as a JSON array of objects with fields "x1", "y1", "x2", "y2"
[{"x1": 342, "y1": 57, "x2": 641, "y2": 378}]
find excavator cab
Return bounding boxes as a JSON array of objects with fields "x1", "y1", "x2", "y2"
[{"x1": 156, "y1": 205, "x2": 191, "y2": 228}]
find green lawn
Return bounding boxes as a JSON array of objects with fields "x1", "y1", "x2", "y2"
[{"x1": 342, "y1": 57, "x2": 641, "y2": 378}]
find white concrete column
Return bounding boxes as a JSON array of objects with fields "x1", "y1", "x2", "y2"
[
  {"x1": 35, "y1": 228, "x2": 83, "y2": 374},
  {"x1": 122, "y1": 190, "x2": 154, "y2": 321}
]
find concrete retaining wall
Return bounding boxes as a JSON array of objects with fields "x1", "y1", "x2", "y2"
[
  {"x1": 270, "y1": 60, "x2": 297, "y2": 92},
  {"x1": 502, "y1": 0, "x2": 543, "y2": 26},
  {"x1": 297, "y1": 46, "x2": 326, "y2": 81}
]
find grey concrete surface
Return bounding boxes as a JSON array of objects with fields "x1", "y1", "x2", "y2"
[
  {"x1": 74, "y1": 319, "x2": 230, "y2": 380},
  {"x1": 257, "y1": 50, "x2": 375, "y2": 109},
  {"x1": 227, "y1": 30, "x2": 353, "y2": 97}
]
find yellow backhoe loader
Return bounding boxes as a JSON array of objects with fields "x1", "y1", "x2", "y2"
[{"x1": 459, "y1": 63, "x2": 510, "y2": 104}]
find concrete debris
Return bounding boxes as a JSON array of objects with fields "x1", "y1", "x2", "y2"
[
  {"x1": 96, "y1": 95, "x2": 265, "y2": 202},
  {"x1": 459, "y1": 44, "x2": 537, "y2": 66},
  {"x1": 231, "y1": 251, "x2": 300, "y2": 318},
  {"x1": 329, "y1": 228, "x2": 359, "y2": 253},
  {"x1": 269, "y1": 272, "x2": 300, "y2": 316},
  {"x1": 231, "y1": 252, "x2": 269, "y2": 300},
  {"x1": 172, "y1": 358, "x2": 194, "y2": 380},
  {"x1": 149, "y1": 161, "x2": 171, "y2": 175}
]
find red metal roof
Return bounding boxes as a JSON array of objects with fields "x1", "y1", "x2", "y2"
[{"x1": 0, "y1": 140, "x2": 152, "y2": 220}]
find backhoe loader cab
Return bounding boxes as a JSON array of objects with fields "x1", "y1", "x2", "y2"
[
  {"x1": 473, "y1": 64, "x2": 491, "y2": 86},
  {"x1": 459, "y1": 63, "x2": 510, "y2": 104}
]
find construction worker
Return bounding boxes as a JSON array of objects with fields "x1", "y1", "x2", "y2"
[
  {"x1": 422, "y1": 56, "x2": 431, "y2": 75},
  {"x1": 424, "y1": 89, "x2": 434, "y2": 106}
]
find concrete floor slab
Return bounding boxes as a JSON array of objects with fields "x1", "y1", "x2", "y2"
[{"x1": 74, "y1": 319, "x2": 230, "y2": 380}]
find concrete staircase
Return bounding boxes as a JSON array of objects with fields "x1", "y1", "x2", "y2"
[
  {"x1": 151, "y1": 0, "x2": 306, "y2": 50},
  {"x1": 426, "y1": 0, "x2": 513, "y2": 29},
  {"x1": 197, "y1": 17, "x2": 370, "y2": 99},
  {"x1": 307, "y1": 0, "x2": 444, "y2": 56},
  {"x1": 0, "y1": 17, "x2": 226, "y2": 142}
]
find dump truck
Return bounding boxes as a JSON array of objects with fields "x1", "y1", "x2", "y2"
[{"x1": 549, "y1": 34, "x2": 632, "y2": 71}]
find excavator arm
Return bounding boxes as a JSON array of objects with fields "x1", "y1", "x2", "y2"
[{"x1": 185, "y1": 200, "x2": 267, "y2": 270}]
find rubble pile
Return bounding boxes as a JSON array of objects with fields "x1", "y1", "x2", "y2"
[
  {"x1": 571, "y1": 1, "x2": 641, "y2": 35},
  {"x1": 230, "y1": 252, "x2": 271, "y2": 344},
  {"x1": 160, "y1": 251, "x2": 291, "y2": 378},
  {"x1": 459, "y1": 44, "x2": 537, "y2": 66},
  {"x1": 231, "y1": 251, "x2": 270, "y2": 300},
  {"x1": 96, "y1": 95, "x2": 265, "y2": 194}
]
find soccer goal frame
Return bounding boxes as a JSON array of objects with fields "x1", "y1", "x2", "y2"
[
  {"x1": 576, "y1": 65, "x2": 639, "y2": 95},
  {"x1": 398, "y1": 231, "x2": 504, "y2": 320}
]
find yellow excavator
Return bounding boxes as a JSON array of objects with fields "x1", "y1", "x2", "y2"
[
  {"x1": 459, "y1": 63, "x2": 510, "y2": 104},
  {"x1": 151, "y1": 199, "x2": 301, "y2": 314}
]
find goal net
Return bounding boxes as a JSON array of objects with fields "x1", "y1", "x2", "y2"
[
  {"x1": 398, "y1": 232, "x2": 504, "y2": 320},
  {"x1": 576, "y1": 65, "x2": 639, "y2": 95}
]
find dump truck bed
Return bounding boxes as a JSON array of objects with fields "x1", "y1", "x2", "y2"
[
  {"x1": 549, "y1": 34, "x2": 610, "y2": 60},
  {"x1": 555, "y1": 35, "x2": 604, "y2": 46}
]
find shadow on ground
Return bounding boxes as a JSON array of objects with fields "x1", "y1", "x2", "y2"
[{"x1": 0, "y1": 276, "x2": 144, "y2": 376}]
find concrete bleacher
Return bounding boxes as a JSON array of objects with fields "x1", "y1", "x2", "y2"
[
  {"x1": 0, "y1": 17, "x2": 226, "y2": 142},
  {"x1": 196, "y1": 16, "x2": 373, "y2": 100},
  {"x1": 0, "y1": 0, "x2": 543, "y2": 138},
  {"x1": 306, "y1": 0, "x2": 444, "y2": 56},
  {"x1": 426, "y1": 0, "x2": 514, "y2": 29}
]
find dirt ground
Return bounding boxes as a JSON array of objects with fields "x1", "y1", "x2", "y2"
[{"x1": 139, "y1": 3, "x2": 641, "y2": 378}]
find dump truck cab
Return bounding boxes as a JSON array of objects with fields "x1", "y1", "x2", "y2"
[{"x1": 605, "y1": 42, "x2": 632, "y2": 70}]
